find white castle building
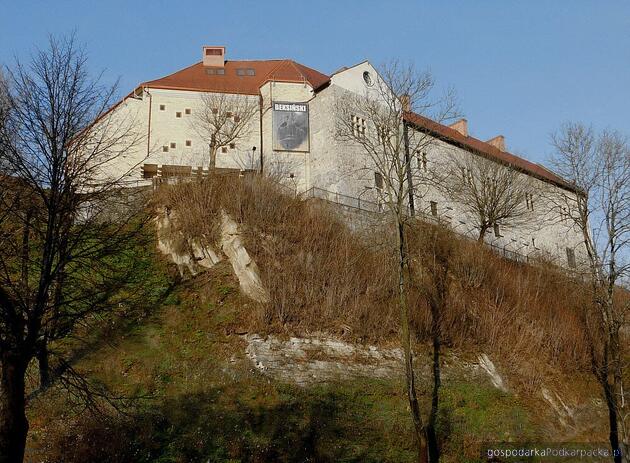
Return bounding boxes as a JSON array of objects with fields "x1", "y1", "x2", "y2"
[{"x1": 100, "y1": 46, "x2": 587, "y2": 269}]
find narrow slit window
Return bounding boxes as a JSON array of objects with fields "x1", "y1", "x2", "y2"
[
  {"x1": 566, "y1": 247, "x2": 576, "y2": 268},
  {"x1": 430, "y1": 201, "x2": 438, "y2": 217}
]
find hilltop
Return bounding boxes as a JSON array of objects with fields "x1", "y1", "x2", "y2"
[{"x1": 25, "y1": 175, "x2": 621, "y2": 462}]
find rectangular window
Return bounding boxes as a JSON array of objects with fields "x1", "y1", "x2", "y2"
[
  {"x1": 566, "y1": 248, "x2": 576, "y2": 268},
  {"x1": 430, "y1": 201, "x2": 438, "y2": 217},
  {"x1": 374, "y1": 171, "x2": 383, "y2": 190},
  {"x1": 159, "y1": 104, "x2": 166, "y2": 111},
  {"x1": 185, "y1": 140, "x2": 192, "y2": 147},
  {"x1": 226, "y1": 111, "x2": 233, "y2": 118},
  {"x1": 205, "y1": 48, "x2": 222, "y2": 56},
  {"x1": 185, "y1": 108, "x2": 191, "y2": 115},
  {"x1": 525, "y1": 193, "x2": 535, "y2": 211},
  {"x1": 170, "y1": 142, "x2": 176, "y2": 149},
  {"x1": 236, "y1": 68, "x2": 255, "y2": 76},
  {"x1": 229, "y1": 143, "x2": 235, "y2": 149},
  {"x1": 176, "y1": 112, "x2": 182, "y2": 118},
  {"x1": 205, "y1": 68, "x2": 225, "y2": 75},
  {"x1": 162, "y1": 145, "x2": 169, "y2": 152},
  {"x1": 494, "y1": 223, "x2": 501, "y2": 237},
  {"x1": 418, "y1": 152, "x2": 427, "y2": 171},
  {"x1": 352, "y1": 115, "x2": 366, "y2": 138}
]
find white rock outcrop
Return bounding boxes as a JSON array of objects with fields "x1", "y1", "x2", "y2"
[
  {"x1": 155, "y1": 208, "x2": 268, "y2": 303},
  {"x1": 220, "y1": 212, "x2": 268, "y2": 303},
  {"x1": 477, "y1": 353, "x2": 508, "y2": 392}
]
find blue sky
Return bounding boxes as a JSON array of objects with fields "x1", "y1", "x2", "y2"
[{"x1": 1, "y1": 0, "x2": 628, "y2": 166}]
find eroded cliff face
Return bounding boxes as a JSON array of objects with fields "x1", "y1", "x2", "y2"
[
  {"x1": 155, "y1": 207, "x2": 608, "y2": 443},
  {"x1": 155, "y1": 208, "x2": 268, "y2": 303}
]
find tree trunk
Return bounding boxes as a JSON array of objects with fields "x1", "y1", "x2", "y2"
[
  {"x1": 209, "y1": 139, "x2": 217, "y2": 169},
  {"x1": 397, "y1": 220, "x2": 428, "y2": 463},
  {"x1": 0, "y1": 352, "x2": 29, "y2": 463},
  {"x1": 426, "y1": 300, "x2": 441, "y2": 462},
  {"x1": 602, "y1": 377, "x2": 623, "y2": 463},
  {"x1": 477, "y1": 225, "x2": 488, "y2": 243},
  {"x1": 37, "y1": 343, "x2": 50, "y2": 390}
]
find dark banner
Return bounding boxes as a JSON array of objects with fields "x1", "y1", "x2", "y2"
[{"x1": 272, "y1": 102, "x2": 309, "y2": 152}]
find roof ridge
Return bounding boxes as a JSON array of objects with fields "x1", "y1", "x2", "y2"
[
  {"x1": 260, "y1": 59, "x2": 292, "y2": 84},
  {"x1": 403, "y1": 110, "x2": 579, "y2": 193},
  {"x1": 141, "y1": 61, "x2": 204, "y2": 87},
  {"x1": 287, "y1": 60, "x2": 309, "y2": 83}
]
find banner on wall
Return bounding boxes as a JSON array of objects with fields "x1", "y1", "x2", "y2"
[{"x1": 272, "y1": 102, "x2": 310, "y2": 152}]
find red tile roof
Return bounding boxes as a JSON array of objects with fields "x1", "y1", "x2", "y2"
[
  {"x1": 403, "y1": 111, "x2": 580, "y2": 194},
  {"x1": 141, "y1": 59, "x2": 330, "y2": 95},
  {"x1": 138, "y1": 58, "x2": 576, "y2": 193}
]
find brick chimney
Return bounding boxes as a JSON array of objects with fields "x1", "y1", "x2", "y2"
[
  {"x1": 486, "y1": 135, "x2": 506, "y2": 151},
  {"x1": 449, "y1": 119, "x2": 468, "y2": 137},
  {"x1": 400, "y1": 94, "x2": 411, "y2": 111},
  {"x1": 203, "y1": 46, "x2": 225, "y2": 67}
]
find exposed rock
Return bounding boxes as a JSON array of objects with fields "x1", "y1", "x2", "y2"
[
  {"x1": 477, "y1": 353, "x2": 508, "y2": 392},
  {"x1": 244, "y1": 334, "x2": 402, "y2": 386},
  {"x1": 155, "y1": 208, "x2": 268, "y2": 303},
  {"x1": 542, "y1": 387, "x2": 575, "y2": 428},
  {"x1": 220, "y1": 212, "x2": 269, "y2": 303}
]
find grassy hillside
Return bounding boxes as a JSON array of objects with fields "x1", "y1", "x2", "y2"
[{"x1": 24, "y1": 176, "x2": 618, "y2": 462}]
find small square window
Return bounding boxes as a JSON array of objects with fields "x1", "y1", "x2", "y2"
[
  {"x1": 185, "y1": 108, "x2": 191, "y2": 115},
  {"x1": 226, "y1": 111, "x2": 233, "y2": 118},
  {"x1": 185, "y1": 140, "x2": 192, "y2": 147},
  {"x1": 221, "y1": 147, "x2": 228, "y2": 153},
  {"x1": 170, "y1": 142, "x2": 176, "y2": 149},
  {"x1": 229, "y1": 143, "x2": 235, "y2": 149},
  {"x1": 176, "y1": 112, "x2": 182, "y2": 118},
  {"x1": 162, "y1": 145, "x2": 169, "y2": 152},
  {"x1": 234, "y1": 115, "x2": 241, "y2": 123},
  {"x1": 212, "y1": 108, "x2": 218, "y2": 114},
  {"x1": 159, "y1": 104, "x2": 166, "y2": 111}
]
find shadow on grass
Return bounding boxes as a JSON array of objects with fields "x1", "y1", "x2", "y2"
[{"x1": 44, "y1": 378, "x2": 417, "y2": 463}]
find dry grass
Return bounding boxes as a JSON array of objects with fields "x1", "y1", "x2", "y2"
[{"x1": 155, "y1": 175, "x2": 592, "y2": 378}]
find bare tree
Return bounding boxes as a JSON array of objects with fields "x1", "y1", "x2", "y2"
[
  {"x1": 335, "y1": 61, "x2": 459, "y2": 463},
  {"x1": 191, "y1": 92, "x2": 259, "y2": 169},
  {"x1": 0, "y1": 35, "x2": 146, "y2": 462},
  {"x1": 549, "y1": 122, "x2": 630, "y2": 462},
  {"x1": 438, "y1": 153, "x2": 535, "y2": 242}
]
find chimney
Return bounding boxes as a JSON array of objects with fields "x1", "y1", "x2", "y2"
[
  {"x1": 400, "y1": 94, "x2": 411, "y2": 112},
  {"x1": 203, "y1": 46, "x2": 225, "y2": 68},
  {"x1": 486, "y1": 135, "x2": 506, "y2": 151},
  {"x1": 449, "y1": 119, "x2": 468, "y2": 137}
]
